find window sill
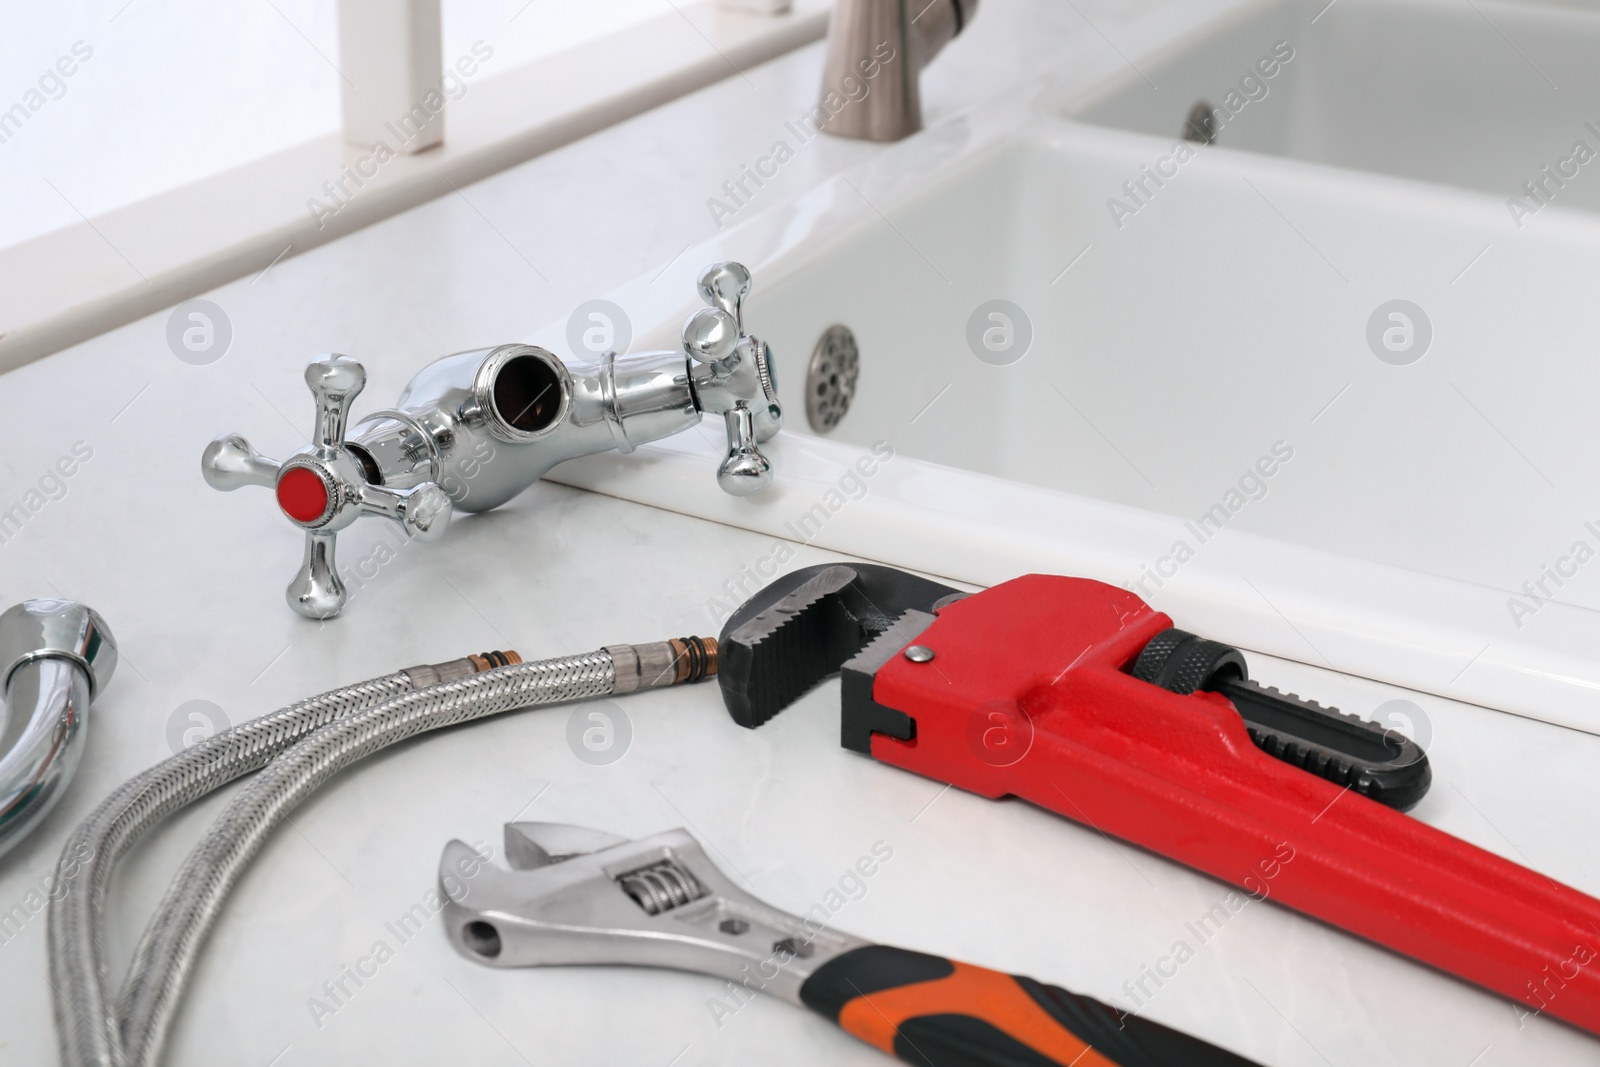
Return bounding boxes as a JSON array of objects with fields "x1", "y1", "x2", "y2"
[{"x1": 0, "y1": 0, "x2": 828, "y2": 373}]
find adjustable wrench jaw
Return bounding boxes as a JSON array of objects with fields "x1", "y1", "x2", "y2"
[
  {"x1": 441, "y1": 823, "x2": 1270, "y2": 1064},
  {"x1": 439, "y1": 823, "x2": 867, "y2": 1005}
]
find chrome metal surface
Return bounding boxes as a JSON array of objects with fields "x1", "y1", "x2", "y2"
[
  {"x1": 818, "y1": 0, "x2": 978, "y2": 142},
  {"x1": 715, "y1": 403, "x2": 772, "y2": 495},
  {"x1": 606, "y1": 641, "x2": 680, "y2": 693},
  {"x1": 0, "y1": 597, "x2": 117, "y2": 699},
  {"x1": 202, "y1": 355, "x2": 454, "y2": 619},
  {"x1": 618, "y1": 859, "x2": 705, "y2": 915},
  {"x1": 697, "y1": 259, "x2": 752, "y2": 325},
  {"x1": 204, "y1": 264, "x2": 782, "y2": 618},
  {"x1": 401, "y1": 656, "x2": 482, "y2": 689},
  {"x1": 805, "y1": 324, "x2": 859, "y2": 432},
  {"x1": 288, "y1": 532, "x2": 344, "y2": 620},
  {"x1": 198, "y1": 434, "x2": 276, "y2": 492},
  {"x1": 0, "y1": 599, "x2": 116, "y2": 860},
  {"x1": 686, "y1": 264, "x2": 782, "y2": 494},
  {"x1": 504, "y1": 823, "x2": 629, "y2": 868},
  {"x1": 442, "y1": 824, "x2": 870, "y2": 1005},
  {"x1": 474, "y1": 345, "x2": 574, "y2": 444},
  {"x1": 0, "y1": 661, "x2": 90, "y2": 860},
  {"x1": 607, "y1": 636, "x2": 716, "y2": 692}
]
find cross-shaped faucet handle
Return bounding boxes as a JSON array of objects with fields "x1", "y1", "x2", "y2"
[
  {"x1": 682, "y1": 262, "x2": 781, "y2": 496},
  {"x1": 201, "y1": 355, "x2": 452, "y2": 619}
]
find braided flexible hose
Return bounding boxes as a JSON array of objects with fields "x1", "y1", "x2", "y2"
[
  {"x1": 48, "y1": 672, "x2": 416, "y2": 1067},
  {"x1": 113, "y1": 651, "x2": 614, "y2": 1067}
]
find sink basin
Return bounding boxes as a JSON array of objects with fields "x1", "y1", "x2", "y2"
[
  {"x1": 545, "y1": 37, "x2": 1600, "y2": 735},
  {"x1": 748, "y1": 124, "x2": 1600, "y2": 608},
  {"x1": 1070, "y1": 0, "x2": 1600, "y2": 217}
]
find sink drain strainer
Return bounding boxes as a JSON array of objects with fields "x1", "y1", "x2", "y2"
[{"x1": 806, "y1": 325, "x2": 859, "y2": 433}]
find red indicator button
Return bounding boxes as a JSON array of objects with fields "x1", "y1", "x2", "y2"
[{"x1": 276, "y1": 467, "x2": 330, "y2": 523}]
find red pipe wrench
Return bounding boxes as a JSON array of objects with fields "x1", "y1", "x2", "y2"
[{"x1": 717, "y1": 564, "x2": 1600, "y2": 1035}]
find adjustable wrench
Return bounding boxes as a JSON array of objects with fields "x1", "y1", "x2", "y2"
[
  {"x1": 440, "y1": 822, "x2": 1261, "y2": 1066},
  {"x1": 715, "y1": 563, "x2": 1600, "y2": 1036}
]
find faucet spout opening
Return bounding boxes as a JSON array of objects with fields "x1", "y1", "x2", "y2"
[{"x1": 492, "y1": 353, "x2": 566, "y2": 437}]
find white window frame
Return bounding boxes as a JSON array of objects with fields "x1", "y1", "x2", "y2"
[{"x1": 0, "y1": 0, "x2": 828, "y2": 372}]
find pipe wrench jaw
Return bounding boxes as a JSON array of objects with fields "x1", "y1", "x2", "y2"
[
  {"x1": 716, "y1": 563, "x2": 963, "y2": 729},
  {"x1": 720, "y1": 564, "x2": 1430, "y2": 809},
  {"x1": 837, "y1": 609, "x2": 940, "y2": 754},
  {"x1": 439, "y1": 823, "x2": 867, "y2": 1003}
]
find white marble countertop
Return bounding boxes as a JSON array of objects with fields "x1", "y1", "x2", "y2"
[{"x1": 2, "y1": 2, "x2": 1597, "y2": 1065}]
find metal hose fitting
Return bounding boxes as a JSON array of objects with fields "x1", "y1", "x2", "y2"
[
  {"x1": 402, "y1": 649, "x2": 522, "y2": 688},
  {"x1": 608, "y1": 636, "x2": 718, "y2": 692}
]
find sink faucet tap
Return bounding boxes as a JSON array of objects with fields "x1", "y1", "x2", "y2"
[
  {"x1": 203, "y1": 261, "x2": 783, "y2": 619},
  {"x1": 818, "y1": 0, "x2": 978, "y2": 142},
  {"x1": 684, "y1": 262, "x2": 780, "y2": 494},
  {"x1": 202, "y1": 358, "x2": 454, "y2": 619}
]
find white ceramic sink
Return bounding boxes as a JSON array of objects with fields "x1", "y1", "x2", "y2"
[
  {"x1": 1072, "y1": 0, "x2": 1600, "y2": 218},
  {"x1": 748, "y1": 123, "x2": 1600, "y2": 609},
  {"x1": 545, "y1": 9, "x2": 1600, "y2": 735}
]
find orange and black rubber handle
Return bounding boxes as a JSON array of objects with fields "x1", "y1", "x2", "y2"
[{"x1": 799, "y1": 946, "x2": 1262, "y2": 1067}]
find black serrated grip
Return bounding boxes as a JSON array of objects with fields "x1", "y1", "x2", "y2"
[
  {"x1": 800, "y1": 945, "x2": 1264, "y2": 1067},
  {"x1": 1132, "y1": 629, "x2": 1432, "y2": 811}
]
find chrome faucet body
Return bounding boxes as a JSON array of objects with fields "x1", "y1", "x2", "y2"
[
  {"x1": 818, "y1": 0, "x2": 978, "y2": 142},
  {"x1": 0, "y1": 599, "x2": 117, "y2": 860},
  {"x1": 203, "y1": 262, "x2": 782, "y2": 619}
]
